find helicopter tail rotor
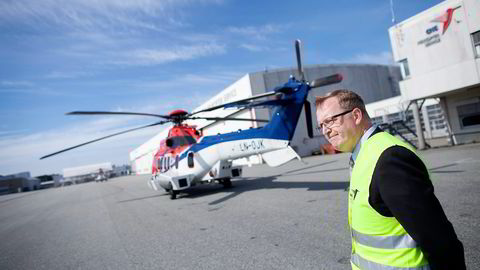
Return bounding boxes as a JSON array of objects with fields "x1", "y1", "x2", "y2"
[
  {"x1": 310, "y1": 74, "x2": 343, "y2": 88},
  {"x1": 304, "y1": 101, "x2": 314, "y2": 138}
]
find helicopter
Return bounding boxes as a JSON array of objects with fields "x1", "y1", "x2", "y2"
[{"x1": 41, "y1": 40, "x2": 343, "y2": 199}]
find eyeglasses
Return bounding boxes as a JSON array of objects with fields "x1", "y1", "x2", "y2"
[{"x1": 317, "y1": 109, "x2": 354, "y2": 131}]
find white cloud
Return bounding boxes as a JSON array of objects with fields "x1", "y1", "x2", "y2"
[
  {"x1": 0, "y1": 0, "x2": 224, "y2": 32},
  {"x1": 0, "y1": 114, "x2": 168, "y2": 176},
  {"x1": 227, "y1": 23, "x2": 290, "y2": 40},
  {"x1": 0, "y1": 129, "x2": 30, "y2": 137},
  {"x1": 123, "y1": 43, "x2": 227, "y2": 65},
  {"x1": 0, "y1": 80, "x2": 33, "y2": 88},
  {"x1": 239, "y1": 44, "x2": 269, "y2": 52},
  {"x1": 0, "y1": 87, "x2": 77, "y2": 96},
  {"x1": 124, "y1": 70, "x2": 244, "y2": 99},
  {"x1": 0, "y1": 80, "x2": 70, "y2": 96},
  {"x1": 44, "y1": 70, "x2": 94, "y2": 79},
  {"x1": 0, "y1": 0, "x2": 232, "y2": 73}
]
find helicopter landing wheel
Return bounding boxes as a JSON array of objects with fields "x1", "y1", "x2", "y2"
[
  {"x1": 221, "y1": 178, "x2": 232, "y2": 188},
  {"x1": 169, "y1": 189, "x2": 178, "y2": 200}
]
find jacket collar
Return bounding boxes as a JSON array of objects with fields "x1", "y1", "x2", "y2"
[{"x1": 351, "y1": 124, "x2": 381, "y2": 162}]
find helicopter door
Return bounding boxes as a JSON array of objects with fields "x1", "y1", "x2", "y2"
[{"x1": 156, "y1": 157, "x2": 163, "y2": 172}]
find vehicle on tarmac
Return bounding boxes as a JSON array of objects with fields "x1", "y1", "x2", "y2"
[{"x1": 95, "y1": 169, "x2": 107, "y2": 182}]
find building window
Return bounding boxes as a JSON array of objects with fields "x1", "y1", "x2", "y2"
[
  {"x1": 398, "y1": 59, "x2": 410, "y2": 79},
  {"x1": 426, "y1": 104, "x2": 447, "y2": 131},
  {"x1": 371, "y1": 116, "x2": 383, "y2": 125},
  {"x1": 387, "y1": 112, "x2": 402, "y2": 122},
  {"x1": 472, "y1": 31, "x2": 480, "y2": 58},
  {"x1": 457, "y1": 100, "x2": 480, "y2": 128},
  {"x1": 404, "y1": 109, "x2": 425, "y2": 132}
]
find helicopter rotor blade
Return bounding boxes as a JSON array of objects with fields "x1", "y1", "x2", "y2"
[
  {"x1": 190, "y1": 91, "x2": 278, "y2": 116},
  {"x1": 310, "y1": 74, "x2": 343, "y2": 88},
  {"x1": 40, "y1": 120, "x2": 168, "y2": 160},
  {"x1": 188, "y1": 117, "x2": 270, "y2": 122},
  {"x1": 67, "y1": 111, "x2": 171, "y2": 119}
]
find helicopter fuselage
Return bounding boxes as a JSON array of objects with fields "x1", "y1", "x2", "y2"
[{"x1": 149, "y1": 77, "x2": 309, "y2": 194}]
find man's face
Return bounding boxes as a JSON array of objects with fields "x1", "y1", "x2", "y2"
[{"x1": 316, "y1": 97, "x2": 360, "y2": 152}]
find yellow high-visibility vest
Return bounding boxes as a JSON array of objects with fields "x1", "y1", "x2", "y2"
[{"x1": 349, "y1": 132, "x2": 430, "y2": 270}]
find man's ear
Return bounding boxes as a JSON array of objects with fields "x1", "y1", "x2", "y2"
[{"x1": 353, "y1": 108, "x2": 363, "y2": 125}]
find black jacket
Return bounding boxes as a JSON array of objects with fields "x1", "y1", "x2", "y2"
[{"x1": 367, "y1": 132, "x2": 465, "y2": 270}]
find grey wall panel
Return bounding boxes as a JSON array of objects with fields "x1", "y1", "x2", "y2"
[
  {"x1": 255, "y1": 64, "x2": 401, "y2": 104},
  {"x1": 249, "y1": 64, "x2": 402, "y2": 156}
]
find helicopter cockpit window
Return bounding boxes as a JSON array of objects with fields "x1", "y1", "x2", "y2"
[
  {"x1": 156, "y1": 158, "x2": 162, "y2": 171},
  {"x1": 166, "y1": 136, "x2": 197, "y2": 148}
]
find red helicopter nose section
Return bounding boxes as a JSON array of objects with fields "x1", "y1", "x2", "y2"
[{"x1": 168, "y1": 109, "x2": 189, "y2": 117}]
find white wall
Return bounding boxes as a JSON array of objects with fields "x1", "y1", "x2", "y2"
[
  {"x1": 190, "y1": 74, "x2": 254, "y2": 129},
  {"x1": 201, "y1": 109, "x2": 257, "y2": 136},
  {"x1": 442, "y1": 86, "x2": 480, "y2": 143}
]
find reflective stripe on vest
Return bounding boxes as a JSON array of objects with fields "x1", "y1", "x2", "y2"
[
  {"x1": 352, "y1": 229, "x2": 418, "y2": 249},
  {"x1": 352, "y1": 254, "x2": 430, "y2": 270}
]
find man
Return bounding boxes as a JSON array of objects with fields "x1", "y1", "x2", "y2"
[{"x1": 315, "y1": 90, "x2": 465, "y2": 270}]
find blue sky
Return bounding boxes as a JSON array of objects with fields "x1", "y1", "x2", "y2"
[{"x1": 0, "y1": 0, "x2": 443, "y2": 176}]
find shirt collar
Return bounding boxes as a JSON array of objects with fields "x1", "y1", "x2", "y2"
[{"x1": 351, "y1": 124, "x2": 377, "y2": 162}]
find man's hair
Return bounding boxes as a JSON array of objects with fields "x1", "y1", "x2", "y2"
[{"x1": 315, "y1": 89, "x2": 369, "y2": 118}]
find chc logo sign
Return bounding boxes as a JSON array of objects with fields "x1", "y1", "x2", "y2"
[
  {"x1": 419, "y1": 6, "x2": 461, "y2": 47},
  {"x1": 430, "y1": 6, "x2": 461, "y2": 35}
]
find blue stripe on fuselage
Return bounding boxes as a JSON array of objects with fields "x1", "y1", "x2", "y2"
[{"x1": 178, "y1": 126, "x2": 276, "y2": 161}]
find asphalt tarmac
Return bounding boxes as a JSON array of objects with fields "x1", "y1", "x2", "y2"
[{"x1": 1, "y1": 143, "x2": 479, "y2": 270}]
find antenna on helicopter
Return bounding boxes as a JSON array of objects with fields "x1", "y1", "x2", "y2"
[{"x1": 295, "y1": 39, "x2": 305, "y2": 82}]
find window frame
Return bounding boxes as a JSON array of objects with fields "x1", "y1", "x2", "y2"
[
  {"x1": 398, "y1": 58, "x2": 410, "y2": 79},
  {"x1": 457, "y1": 100, "x2": 480, "y2": 129},
  {"x1": 471, "y1": 31, "x2": 480, "y2": 58}
]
